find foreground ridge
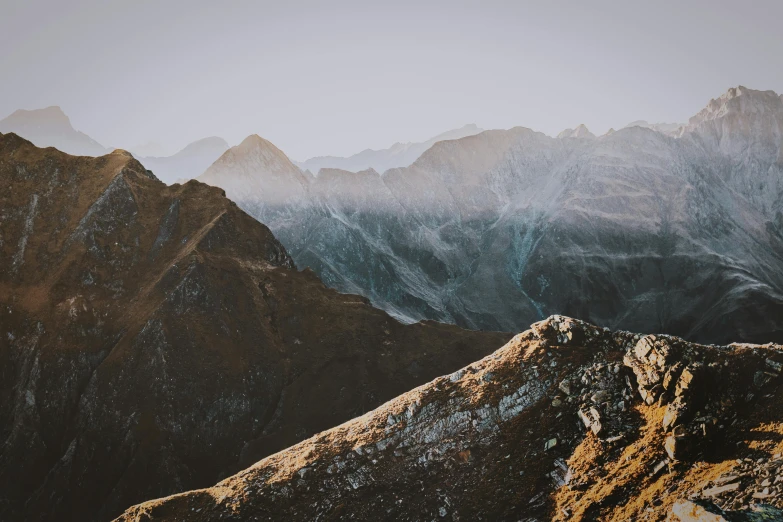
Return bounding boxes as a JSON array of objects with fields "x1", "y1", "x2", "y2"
[
  {"x1": 117, "y1": 316, "x2": 783, "y2": 521},
  {"x1": 0, "y1": 133, "x2": 509, "y2": 521}
]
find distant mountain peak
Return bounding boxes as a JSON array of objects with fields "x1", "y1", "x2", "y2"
[
  {"x1": 231, "y1": 134, "x2": 299, "y2": 169},
  {"x1": 297, "y1": 124, "x2": 484, "y2": 174},
  {"x1": 0, "y1": 105, "x2": 106, "y2": 156},
  {"x1": 557, "y1": 124, "x2": 595, "y2": 139},
  {"x1": 687, "y1": 85, "x2": 783, "y2": 128},
  {"x1": 2, "y1": 105, "x2": 74, "y2": 131},
  {"x1": 198, "y1": 134, "x2": 309, "y2": 200}
]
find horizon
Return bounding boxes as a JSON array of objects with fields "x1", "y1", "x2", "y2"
[
  {"x1": 3, "y1": 84, "x2": 778, "y2": 162},
  {"x1": 3, "y1": 1, "x2": 783, "y2": 160}
]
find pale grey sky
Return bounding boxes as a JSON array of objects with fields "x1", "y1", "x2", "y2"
[{"x1": 2, "y1": 0, "x2": 782, "y2": 159}]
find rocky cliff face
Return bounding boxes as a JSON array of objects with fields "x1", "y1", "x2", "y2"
[
  {"x1": 116, "y1": 315, "x2": 783, "y2": 522},
  {"x1": 0, "y1": 133, "x2": 509, "y2": 521},
  {"x1": 197, "y1": 86, "x2": 783, "y2": 344}
]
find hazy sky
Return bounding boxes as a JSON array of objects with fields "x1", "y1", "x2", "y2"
[{"x1": 2, "y1": 0, "x2": 782, "y2": 159}]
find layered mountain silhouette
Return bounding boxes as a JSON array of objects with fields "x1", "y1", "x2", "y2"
[
  {"x1": 296, "y1": 123, "x2": 483, "y2": 174},
  {"x1": 0, "y1": 133, "x2": 509, "y2": 521},
  {"x1": 117, "y1": 315, "x2": 783, "y2": 521},
  {"x1": 0, "y1": 106, "x2": 108, "y2": 156},
  {"x1": 0, "y1": 105, "x2": 229, "y2": 184},
  {"x1": 198, "y1": 86, "x2": 783, "y2": 344},
  {"x1": 138, "y1": 136, "x2": 230, "y2": 184}
]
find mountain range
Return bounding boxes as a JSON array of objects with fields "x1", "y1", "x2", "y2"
[
  {"x1": 137, "y1": 136, "x2": 230, "y2": 184},
  {"x1": 198, "y1": 86, "x2": 783, "y2": 345},
  {"x1": 0, "y1": 106, "x2": 229, "y2": 184},
  {"x1": 0, "y1": 133, "x2": 508, "y2": 521},
  {"x1": 0, "y1": 106, "x2": 108, "y2": 157},
  {"x1": 3, "y1": 86, "x2": 783, "y2": 522},
  {"x1": 295, "y1": 123, "x2": 484, "y2": 174}
]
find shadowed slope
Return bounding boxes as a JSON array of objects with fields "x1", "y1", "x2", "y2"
[
  {"x1": 116, "y1": 316, "x2": 783, "y2": 521},
  {"x1": 0, "y1": 133, "x2": 510, "y2": 521}
]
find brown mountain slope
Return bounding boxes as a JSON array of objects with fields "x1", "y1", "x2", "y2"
[
  {"x1": 0, "y1": 132, "x2": 510, "y2": 521},
  {"x1": 117, "y1": 316, "x2": 783, "y2": 522}
]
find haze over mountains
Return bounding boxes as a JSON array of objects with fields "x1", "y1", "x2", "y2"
[
  {"x1": 0, "y1": 107, "x2": 229, "y2": 184},
  {"x1": 296, "y1": 123, "x2": 484, "y2": 174},
  {"x1": 0, "y1": 106, "x2": 107, "y2": 157},
  {"x1": 138, "y1": 136, "x2": 230, "y2": 184},
  {"x1": 3, "y1": 86, "x2": 783, "y2": 522},
  {"x1": 198, "y1": 86, "x2": 783, "y2": 345}
]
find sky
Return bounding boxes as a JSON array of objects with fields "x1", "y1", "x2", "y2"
[{"x1": 2, "y1": 0, "x2": 782, "y2": 160}]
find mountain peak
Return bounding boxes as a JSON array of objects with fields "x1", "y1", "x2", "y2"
[
  {"x1": 557, "y1": 124, "x2": 595, "y2": 139},
  {"x1": 2, "y1": 105, "x2": 72, "y2": 128},
  {"x1": 198, "y1": 134, "x2": 310, "y2": 201},
  {"x1": 0, "y1": 105, "x2": 106, "y2": 156},
  {"x1": 687, "y1": 86, "x2": 783, "y2": 128},
  {"x1": 231, "y1": 134, "x2": 296, "y2": 167}
]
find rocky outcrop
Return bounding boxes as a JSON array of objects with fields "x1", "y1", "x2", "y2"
[
  {"x1": 0, "y1": 133, "x2": 510, "y2": 521},
  {"x1": 197, "y1": 86, "x2": 783, "y2": 345},
  {"x1": 115, "y1": 315, "x2": 783, "y2": 521}
]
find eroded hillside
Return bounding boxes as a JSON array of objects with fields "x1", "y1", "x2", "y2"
[{"x1": 117, "y1": 316, "x2": 783, "y2": 522}]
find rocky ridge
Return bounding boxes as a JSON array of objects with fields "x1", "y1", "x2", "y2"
[
  {"x1": 116, "y1": 315, "x2": 783, "y2": 521},
  {"x1": 0, "y1": 133, "x2": 509, "y2": 521}
]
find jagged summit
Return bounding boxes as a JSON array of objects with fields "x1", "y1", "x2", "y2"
[
  {"x1": 116, "y1": 315, "x2": 783, "y2": 521},
  {"x1": 686, "y1": 86, "x2": 783, "y2": 128},
  {"x1": 557, "y1": 123, "x2": 596, "y2": 139}
]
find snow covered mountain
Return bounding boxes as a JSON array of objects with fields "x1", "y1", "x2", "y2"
[
  {"x1": 0, "y1": 106, "x2": 108, "y2": 156},
  {"x1": 198, "y1": 86, "x2": 783, "y2": 343},
  {"x1": 296, "y1": 124, "x2": 483, "y2": 174}
]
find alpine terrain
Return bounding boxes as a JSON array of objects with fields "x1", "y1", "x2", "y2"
[
  {"x1": 0, "y1": 133, "x2": 509, "y2": 521},
  {"x1": 117, "y1": 315, "x2": 783, "y2": 521},
  {"x1": 198, "y1": 86, "x2": 783, "y2": 345}
]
